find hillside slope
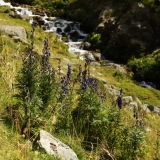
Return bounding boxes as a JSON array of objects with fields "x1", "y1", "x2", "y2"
[{"x1": 0, "y1": 3, "x2": 160, "y2": 160}]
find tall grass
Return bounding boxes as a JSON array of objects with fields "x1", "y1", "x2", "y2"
[{"x1": 0, "y1": 6, "x2": 160, "y2": 160}]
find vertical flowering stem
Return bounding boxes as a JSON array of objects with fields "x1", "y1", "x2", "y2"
[{"x1": 116, "y1": 96, "x2": 122, "y2": 109}]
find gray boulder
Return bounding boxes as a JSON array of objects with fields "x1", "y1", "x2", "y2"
[
  {"x1": 141, "y1": 104, "x2": 151, "y2": 113},
  {"x1": 153, "y1": 106, "x2": 160, "y2": 115},
  {"x1": 122, "y1": 96, "x2": 133, "y2": 106},
  {"x1": 35, "y1": 130, "x2": 78, "y2": 160},
  {"x1": 129, "y1": 102, "x2": 138, "y2": 111},
  {"x1": 0, "y1": 25, "x2": 27, "y2": 41}
]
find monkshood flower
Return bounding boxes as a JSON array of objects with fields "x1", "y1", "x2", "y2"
[
  {"x1": 88, "y1": 77, "x2": 98, "y2": 91},
  {"x1": 116, "y1": 96, "x2": 122, "y2": 109},
  {"x1": 67, "y1": 64, "x2": 72, "y2": 81},
  {"x1": 41, "y1": 38, "x2": 51, "y2": 70},
  {"x1": 61, "y1": 77, "x2": 68, "y2": 95},
  {"x1": 61, "y1": 77, "x2": 66, "y2": 90},
  {"x1": 82, "y1": 70, "x2": 87, "y2": 81},
  {"x1": 55, "y1": 58, "x2": 61, "y2": 78},
  {"x1": 77, "y1": 64, "x2": 83, "y2": 82},
  {"x1": 133, "y1": 112, "x2": 138, "y2": 120},
  {"x1": 82, "y1": 78, "x2": 88, "y2": 90},
  {"x1": 44, "y1": 38, "x2": 49, "y2": 51},
  {"x1": 85, "y1": 57, "x2": 92, "y2": 66},
  {"x1": 44, "y1": 38, "x2": 49, "y2": 48},
  {"x1": 43, "y1": 38, "x2": 50, "y2": 61}
]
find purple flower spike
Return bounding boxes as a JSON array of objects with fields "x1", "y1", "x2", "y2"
[
  {"x1": 82, "y1": 81, "x2": 87, "y2": 90},
  {"x1": 61, "y1": 77, "x2": 65, "y2": 90},
  {"x1": 79, "y1": 64, "x2": 82, "y2": 75},
  {"x1": 85, "y1": 57, "x2": 92, "y2": 66},
  {"x1": 134, "y1": 112, "x2": 138, "y2": 120},
  {"x1": 88, "y1": 78, "x2": 98, "y2": 91},
  {"x1": 67, "y1": 64, "x2": 72, "y2": 81},
  {"x1": 116, "y1": 96, "x2": 122, "y2": 109}
]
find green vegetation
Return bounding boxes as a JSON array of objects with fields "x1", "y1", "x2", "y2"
[
  {"x1": 0, "y1": 3, "x2": 160, "y2": 160},
  {"x1": 127, "y1": 52, "x2": 160, "y2": 89}
]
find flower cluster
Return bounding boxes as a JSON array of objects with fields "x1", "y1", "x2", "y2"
[
  {"x1": 67, "y1": 64, "x2": 72, "y2": 81},
  {"x1": 42, "y1": 38, "x2": 51, "y2": 68},
  {"x1": 88, "y1": 77, "x2": 98, "y2": 91},
  {"x1": 61, "y1": 77, "x2": 68, "y2": 95},
  {"x1": 85, "y1": 57, "x2": 92, "y2": 66},
  {"x1": 116, "y1": 96, "x2": 122, "y2": 109},
  {"x1": 82, "y1": 78, "x2": 88, "y2": 90},
  {"x1": 133, "y1": 111, "x2": 145, "y2": 127}
]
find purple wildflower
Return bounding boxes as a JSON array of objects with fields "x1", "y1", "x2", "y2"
[
  {"x1": 88, "y1": 78, "x2": 98, "y2": 91},
  {"x1": 133, "y1": 112, "x2": 138, "y2": 120},
  {"x1": 67, "y1": 64, "x2": 72, "y2": 81},
  {"x1": 41, "y1": 38, "x2": 51, "y2": 69},
  {"x1": 61, "y1": 77, "x2": 68, "y2": 95},
  {"x1": 85, "y1": 57, "x2": 92, "y2": 66},
  {"x1": 61, "y1": 77, "x2": 66, "y2": 90},
  {"x1": 116, "y1": 96, "x2": 122, "y2": 109},
  {"x1": 82, "y1": 78, "x2": 88, "y2": 90}
]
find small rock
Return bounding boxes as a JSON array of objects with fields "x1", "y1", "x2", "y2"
[{"x1": 35, "y1": 130, "x2": 78, "y2": 160}]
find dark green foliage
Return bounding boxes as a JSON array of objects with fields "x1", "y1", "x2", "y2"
[
  {"x1": 100, "y1": 107, "x2": 123, "y2": 157},
  {"x1": 127, "y1": 57, "x2": 160, "y2": 88},
  {"x1": 154, "y1": 130, "x2": 160, "y2": 160},
  {"x1": 87, "y1": 32, "x2": 102, "y2": 50},
  {"x1": 0, "y1": 34, "x2": 3, "y2": 53},
  {"x1": 7, "y1": 18, "x2": 147, "y2": 160},
  {"x1": 38, "y1": 38, "x2": 56, "y2": 109},
  {"x1": 119, "y1": 126, "x2": 146, "y2": 160},
  {"x1": 11, "y1": 0, "x2": 34, "y2": 5},
  {"x1": 14, "y1": 28, "x2": 42, "y2": 135},
  {"x1": 72, "y1": 89, "x2": 105, "y2": 143}
]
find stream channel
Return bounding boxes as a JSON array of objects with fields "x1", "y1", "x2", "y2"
[{"x1": 0, "y1": 0, "x2": 156, "y2": 89}]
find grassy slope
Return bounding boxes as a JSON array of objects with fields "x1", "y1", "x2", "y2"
[{"x1": 0, "y1": 5, "x2": 160, "y2": 160}]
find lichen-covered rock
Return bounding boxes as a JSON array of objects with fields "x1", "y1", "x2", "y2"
[
  {"x1": 35, "y1": 130, "x2": 79, "y2": 160},
  {"x1": 122, "y1": 96, "x2": 133, "y2": 106},
  {"x1": 0, "y1": 25, "x2": 27, "y2": 41}
]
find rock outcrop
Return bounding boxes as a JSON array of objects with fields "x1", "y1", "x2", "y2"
[
  {"x1": 0, "y1": 25, "x2": 28, "y2": 43},
  {"x1": 95, "y1": 2, "x2": 160, "y2": 62},
  {"x1": 34, "y1": 130, "x2": 79, "y2": 160},
  {"x1": 67, "y1": 1, "x2": 160, "y2": 63}
]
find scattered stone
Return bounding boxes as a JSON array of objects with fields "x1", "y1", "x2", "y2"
[
  {"x1": 141, "y1": 104, "x2": 151, "y2": 113},
  {"x1": 0, "y1": 25, "x2": 27, "y2": 41},
  {"x1": 122, "y1": 96, "x2": 133, "y2": 106},
  {"x1": 129, "y1": 102, "x2": 138, "y2": 111},
  {"x1": 35, "y1": 130, "x2": 79, "y2": 160},
  {"x1": 147, "y1": 105, "x2": 154, "y2": 112},
  {"x1": 90, "y1": 62, "x2": 100, "y2": 66}
]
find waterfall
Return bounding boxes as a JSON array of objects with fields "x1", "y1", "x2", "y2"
[
  {"x1": 0, "y1": 0, "x2": 92, "y2": 60},
  {"x1": 0, "y1": 0, "x2": 11, "y2": 6}
]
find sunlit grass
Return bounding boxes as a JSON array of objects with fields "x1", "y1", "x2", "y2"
[{"x1": 0, "y1": 5, "x2": 160, "y2": 160}]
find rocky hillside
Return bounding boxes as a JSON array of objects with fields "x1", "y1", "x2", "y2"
[
  {"x1": 64, "y1": 0, "x2": 160, "y2": 63},
  {"x1": 7, "y1": 0, "x2": 160, "y2": 89},
  {"x1": 7, "y1": 0, "x2": 160, "y2": 62},
  {"x1": 1, "y1": 1, "x2": 160, "y2": 160}
]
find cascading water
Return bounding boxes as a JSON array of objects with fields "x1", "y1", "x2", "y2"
[
  {"x1": 1, "y1": 0, "x2": 156, "y2": 89},
  {"x1": 0, "y1": 0, "x2": 11, "y2": 6},
  {"x1": 0, "y1": 0, "x2": 94, "y2": 60}
]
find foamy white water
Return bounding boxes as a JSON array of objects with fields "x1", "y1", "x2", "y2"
[
  {"x1": 0, "y1": 0, "x2": 94, "y2": 60},
  {"x1": 0, "y1": 0, "x2": 12, "y2": 6}
]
